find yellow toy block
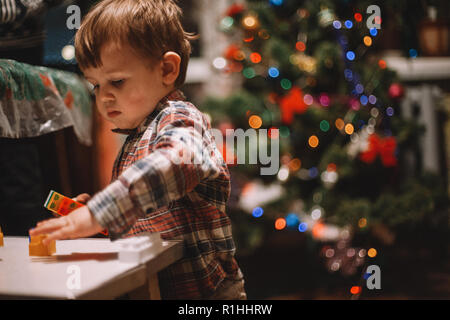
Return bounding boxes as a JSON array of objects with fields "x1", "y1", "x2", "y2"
[
  {"x1": 0, "y1": 226, "x2": 3, "y2": 247},
  {"x1": 29, "y1": 234, "x2": 56, "y2": 256}
]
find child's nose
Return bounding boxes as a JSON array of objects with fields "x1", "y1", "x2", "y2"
[{"x1": 97, "y1": 87, "x2": 115, "y2": 104}]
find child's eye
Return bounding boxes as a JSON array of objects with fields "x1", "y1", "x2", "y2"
[{"x1": 111, "y1": 79, "x2": 125, "y2": 87}]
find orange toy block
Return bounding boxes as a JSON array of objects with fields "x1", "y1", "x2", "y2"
[
  {"x1": 29, "y1": 234, "x2": 56, "y2": 256},
  {"x1": 0, "y1": 226, "x2": 3, "y2": 247},
  {"x1": 44, "y1": 190, "x2": 108, "y2": 236}
]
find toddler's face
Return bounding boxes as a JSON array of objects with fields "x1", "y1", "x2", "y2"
[{"x1": 83, "y1": 43, "x2": 167, "y2": 129}]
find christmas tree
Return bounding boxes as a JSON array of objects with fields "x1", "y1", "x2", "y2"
[{"x1": 200, "y1": 0, "x2": 448, "y2": 297}]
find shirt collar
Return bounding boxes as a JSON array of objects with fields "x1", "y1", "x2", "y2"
[{"x1": 111, "y1": 89, "x2": 186, "y2": 136}]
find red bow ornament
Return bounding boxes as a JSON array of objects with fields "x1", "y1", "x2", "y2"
[
  {"x1": 279, "y1": 86, "x2": 307, "y2": 125},
  {"x1": 360, "y1": 133, "x2": 397, "y2": 167}
]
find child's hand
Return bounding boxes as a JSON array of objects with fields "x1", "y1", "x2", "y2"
[
  {"x1": 72, "y1": 193, "x2": 91, "y2": 204},
  {"x1": 29, "y1": 206, "x2": 104, "y2": 245}
]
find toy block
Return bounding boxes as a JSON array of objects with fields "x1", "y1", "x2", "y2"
[
  {"x1": 29, "y1": 234, "x2": 56, "y2": 256},
  {"x1": 0, "y1": 225, "x2": 3, "y2": 247},
  {"x1": 115, "y1": 233, "x2": 162, "y2": 264},
  {"x1": 44, "y1": 190, "x2": 84, "y2": 216},
  {"x1": 44, "y1": 190, "x2": 108, "y2": 236}
]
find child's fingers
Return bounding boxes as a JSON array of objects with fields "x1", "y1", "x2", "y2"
[
  {"x1": 30, "y1": 217, "x2": 69, "y2": 237},
  {"x1": 74, "y1": 193, "x2": 91, "y2": 204},
  {"x1": 42, "y1": 227, "x2": 72, "y2": 245}
]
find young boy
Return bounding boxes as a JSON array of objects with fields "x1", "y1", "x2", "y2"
[{"x1": 29, "y1": 0, "x2": 246, "y2": 300}]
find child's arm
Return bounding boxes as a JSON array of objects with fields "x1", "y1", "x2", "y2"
[
  {"x1": 87, "y1": 105, "x2": 226, "y2": 239},
  {"x1": 30, "y1": 105, "x2": 227, "y2": 242}
]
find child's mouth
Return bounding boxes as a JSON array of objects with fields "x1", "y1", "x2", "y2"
[{"x1": 107, "y1": 111, "x2": 122, "y2": 118}]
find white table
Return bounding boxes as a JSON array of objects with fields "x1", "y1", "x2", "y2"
[{"x1": 0, "y1": 237, "x2": 183, "y2": 299}]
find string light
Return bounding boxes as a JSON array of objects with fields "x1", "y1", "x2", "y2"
[
  {"x1": 355, "y1": 84, "x2": 364, "y2": 94},
  {"x1": 350, "y1": 286, "x2": 361, "y2": 295},
  {"x1": 252, "y1": 207, "x2": 264, "y2": 218},
  {"x1": 296, "y1": 41, "x2": 306, "y2": 52},
  {"x1": 303, "y1": 94, "x2": 314, "y2": 105},
  {"x1": 344, "y1": 68, "x2": 353, "y2": 81},
  {"x1": 346, "y1": 51, "x2": 355, "y2": 61},
  {"x1": 368, "y1": 248, "x2": 377, "y2": 258},
  {"x1": 242, "y1": 15, "x2": 258, "y2": 29},
  {"x1": 280, "y1": 78, "x2": 292, "y2": 90},
  {"x1": 319, "y1": 94, "x2": 330, "y2": 107},
  {"x1": 344, "y1": 123, "x2": 354, "y2": 135},
  {"x1": 378, "y1": 59, "x2": 387, "y2": 69},
  {"x1": 288, "y1": 158, "x2": 301, "y2": 171},
  {"x1": 363, "y1": 36, "x2": 372, "y2": 47},
  {"x1": 360, "y1": 95, "x2": 368, "y2": 105},
  {"x1": 298, "y1": 222, "x2": 308, "y2": 232},
  {"x1": 344, "y1": 20, "x2": 353, "y2": 29},
  {"x1": 243, "y1": 67, "x2": 256, "y2": 79},
  {"x1": 277, "y1": 166, "x2": 289, "y2": 181},
  {"x1": 358, "y1": 218, "x2": 367, "y2": 228},
  {"x1": 275, "y1": 218, "x2": 287, "y2": 230},
  {"x1": 335, "y1": 118, "x2": 345, "y2": 130},
  {"x1": 249, "y1": 115, "x2": 262, "y2": 128},
  {"x1": 320, "y1": 120, "x2": 330, "y2": 132},
  {"x1": 309, "y1": 167, "x2": 319, "y2": 178},
  {"x1": 386, "y1": 107, "x2": 394, "y2": 116},
  {"x1": 250, "y1": 52, "x2": 262, "y2": 63},
  {"x1": 268, "y1": 67, "x2": 280, "y2": 78},
  {"x1": 369, "y1": 28, "x2": 378, "y2": 36},
  {"x1": 220, "y1": 16, "x2": 234, "y2": 30},
  {"x1": 354, "y1": 13, "x2": 362, "y2": 22},
  {"x1": 332, "y1": 20, "x2": 342, "y2": 29},
  {"x1": 308, "y1": 135, "x2": 319, "y2": 148}
]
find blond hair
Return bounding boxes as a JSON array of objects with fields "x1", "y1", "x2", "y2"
[{"x1": 75, "y1": 0, "x2": 197, "y2": 87}]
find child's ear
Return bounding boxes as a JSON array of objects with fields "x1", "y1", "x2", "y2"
[{"x1": 161, "y1": 52, "x2": 181, "y2": 86}]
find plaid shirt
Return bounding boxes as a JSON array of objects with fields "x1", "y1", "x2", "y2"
[{"x1": 87, "y1": 90, "x2": 242, "y2": 299}]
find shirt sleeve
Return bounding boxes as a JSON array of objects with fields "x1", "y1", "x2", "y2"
[{"x1": 87, "y1": 104, "x2": 223, "y2": 239}]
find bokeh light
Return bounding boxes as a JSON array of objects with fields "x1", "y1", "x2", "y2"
[
  {"x1": 275, "y1": 218, "x2": 287, "y2": 230},
  {"x1": 350, "y1": 286, "x2": 361, "y2": 295},
  {"x1": 308, "y1": 135, "x2": 319, "y2": 148},
  {"x1": 250, "y1": 52, "x2": 262, "y2": 63},
  {"x1": 268, "y1": 67, "x2": 280, "y2": 78},
  {"x1": 344, "y1": 123, "x2": 354, "y2": 135},
  {"x1": 252, "y1": 207, "x2": 264, "y2": 218},
  {"x1": 320, "y1": 120, "x2": 330, "y2": 132},
  {"x1": 296, "y1": 41, "x2": 306, "y2": 52},
  {"x1": 298, "y1": 222, "x2": 308, "y2": 232},
  {"x1": 335, "y1": 118, "x2": 345, "y2": 130},
  {"x1": 346, "y1": 51, "x2": 355, "y2": 61},
  {"x1": 249, "y1": 115, "x2": 263, "y2": 129}
]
